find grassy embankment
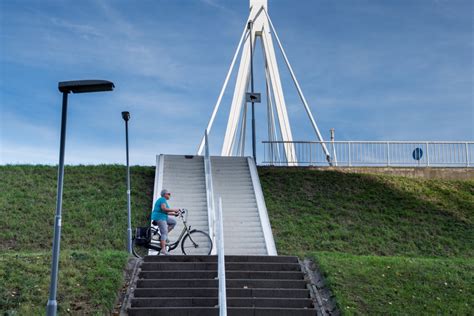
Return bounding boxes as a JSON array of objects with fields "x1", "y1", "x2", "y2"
[
  {"x1": 259, "y1": 167, "x2": 473, "y2": 315},
  {"x1": 1, "y1": 165, "x2": 473, "y2": 314},
  {"x1": 1, "y1": 165, "x2": 153, "y2": 315}
]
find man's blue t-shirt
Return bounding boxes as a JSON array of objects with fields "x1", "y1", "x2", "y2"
[{"x1": 152, "y1": 197, "x2": 169, "y2": 221}]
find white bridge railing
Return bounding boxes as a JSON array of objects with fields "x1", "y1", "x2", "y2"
[{"x1": 262, "y1": 141, "x2": 474, "y2": 167}]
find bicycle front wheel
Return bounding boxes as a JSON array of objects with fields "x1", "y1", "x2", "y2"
[{"x1": 181, "y1": 230, "x2": 213, "y2": 255}]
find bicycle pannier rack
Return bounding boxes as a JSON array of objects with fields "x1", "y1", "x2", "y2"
[{"x1": 135, "y1": 227, "x2": 151, "y2": 245}]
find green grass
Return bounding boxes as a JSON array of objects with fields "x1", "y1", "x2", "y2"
[
  {"x1": 2, "y1": 165, "x2": 473, "y2": 315},
  {"x1": 0, "y1": 165, "x2": 154, "y2": 315},
  {"x1": 314, "y1": 252, "x2": 473, "y2": 315},
  {"x1": 259, "y1": 167, "x2": 473, "y2": 257},
  {"x1": 0, "y1": 250, "x2": 128, "y2": 315},
  {"x1": 1, "y1": 165, "x2": 153, "y2": 252},
  {"x1": 259, "y1": 167, "x2": 474, "y2": 314}
]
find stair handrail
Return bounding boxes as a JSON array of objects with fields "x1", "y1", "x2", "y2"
[
  {"x1": 217, "y1": 197, "x2": 227, "y2": 315},
  {"x1": 203, "y1": 129, "x2": 217, "y2": 254}
]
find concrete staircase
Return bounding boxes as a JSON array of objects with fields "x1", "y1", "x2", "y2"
[
  {"x1": 127, "y1": 255, "x2": 317, "y2": 315},
  {"x1": 158, "y1": 155, "x2": 209, "y2": 243},
  {"x1": 154, "y1": 155, "x2": 276, "y2": 255},
  {"x1": 211, "y1": 157, "x2": 270, "y2": 255}
]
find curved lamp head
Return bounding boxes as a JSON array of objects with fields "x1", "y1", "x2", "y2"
[
  {"x1": 121, "y1": 111, "x2": 130, "y2": 122},
  {"x1": 58, "y1": 80, "x2": 114, "y2": 94}
]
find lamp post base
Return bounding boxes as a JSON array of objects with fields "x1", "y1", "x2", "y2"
[{"x1": 46, "y1": 300, "x2": 57, "y2": 316}]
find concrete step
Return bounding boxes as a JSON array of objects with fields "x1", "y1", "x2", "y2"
[
  {"x1": 164, "y1": 176, "x2": 205, "y2": 181},
  {"x1": 133, "y1": 287, "x2": 310, "y2": 298},
  {"x1": 131, "y1": 297, "x2": 313, "y2": 308},
  {"x1": 220, "y1": 203, "x2": 258, "y2": 208},
  {"x1": 223, "y1": 212, "x2": 260, "y2": 217},
  {"x1": 223, "y1": 224, "x2": 263, "y2": 231},
  {"x1": 140, "y1": 262, "x2": 302, "y2": 272},
  {"x1": 143, "y1": 255, "x2": 298, "y2": 263},
  {"x1": 161, "y1": 188, "x2": 206, "y2": 194},
  {"x1": 139, "y1": 270, "x2": 304, "y2": 280},
  {"x1": 213, "y1": 181, "x2": 253, "y2": 187},
  {"x1": 163, "y1": 164, "x2": 204, "y2": 167},
  {"x1": 223, "y1": 251, "x2": 268, "y2": 256},
  {"x1": 223, "y1": 236, "x2": 265, "y2": 243},
  {"x1": 137, "y1": 279, "x2": 307, "y2": 289},
  {"x1": 221, "y1": 232, "x2": 266, "y2": 239},
  {"x1": 128, "y1": 307, "x2": 316, "y2": 316},
  {"x1": 164, "y1": 180, "x2": 204, "y2": 185}
]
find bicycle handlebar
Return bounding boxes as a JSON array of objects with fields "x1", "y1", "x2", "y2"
[{"x1": 178, "y1": 208, "x2": 187, "y2": 217}]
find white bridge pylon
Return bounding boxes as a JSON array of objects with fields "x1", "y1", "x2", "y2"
[{"x1": 197, "y1": 0, "x2": 332, "y2": 165}]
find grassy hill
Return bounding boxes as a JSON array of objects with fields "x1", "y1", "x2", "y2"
[
  {"x1": 1, "y1": 165, "x2": 153, "y2": 315},
  {"x1": 259, "y1": 167, "x2": 473, "y2": 315},
  {"x1": 1, "y1": 165, "x2": 473, "y2": 315}
]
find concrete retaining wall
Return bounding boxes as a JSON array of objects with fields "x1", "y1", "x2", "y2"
[{"x1": 259, "y1": 166, "x2": 474, "y2": 180}]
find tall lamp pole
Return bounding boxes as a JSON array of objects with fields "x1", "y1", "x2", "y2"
[
  {"x1": 47, "y1": 80, "x2": 114, "y2": 316},
  {"x1": 121, "y1": 111, "x2": 132, "y2": 254}
]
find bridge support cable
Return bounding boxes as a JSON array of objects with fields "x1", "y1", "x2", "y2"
[
  {"x1": 263, "y1": 8, "x2": 332, "y2": 165},
  {"x1": 197, "y1": 21, "x2": 250, "y2": 156}
]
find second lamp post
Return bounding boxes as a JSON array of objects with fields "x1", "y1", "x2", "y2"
[{"x1": 121, "y1": 111, "x2": 132, "y2": 254}]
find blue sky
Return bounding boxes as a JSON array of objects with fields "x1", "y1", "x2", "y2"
[{"x1": 1, "y1": 0, "x2": 472, "y2": 165}]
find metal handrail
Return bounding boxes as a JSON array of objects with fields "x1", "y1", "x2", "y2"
[
  {"x1": 203, "y1": 130, "x2": 217, "y2": 254},
  {"x1": 203, "y1": 130, "x2": 226, "y2": 314},
  {"x1": 217, "y1": 197, "x2": 227, "y2": 315},
  {"x1": 262, "y1": 141, "x2": 474, "y2": 167}
]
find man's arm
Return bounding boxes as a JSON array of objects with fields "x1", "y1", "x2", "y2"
[{"x1": 161, "y1": 203, "x2": 179, "y2": 215}]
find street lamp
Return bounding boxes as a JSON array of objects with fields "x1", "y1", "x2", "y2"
[
  {"x1": 121, "y1": 111, "x2": 132, "y2": 254},
  {"x1": 47, "y1": 80, "x2": 114, "y2": 316}
]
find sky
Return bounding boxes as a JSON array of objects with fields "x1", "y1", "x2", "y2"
[{"x1": 1, "y1": 0, "x2": 472, "y2": 165}]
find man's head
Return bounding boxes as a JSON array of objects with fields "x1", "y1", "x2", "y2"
[{"x1": 160, "y1": 189, "x2": 171, "y2": 200}]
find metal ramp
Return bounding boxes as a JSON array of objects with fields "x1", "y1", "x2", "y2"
[{"x1": 153, "y1": 154, "x2": 276, "y2": 255}]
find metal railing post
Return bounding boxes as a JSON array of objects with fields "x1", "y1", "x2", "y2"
[
  {"x1": 426, "y1": 142, "x2": 430, "y2": 167},
  {"x1": 466, "y1": 142, "x2": 470, "y2": 167},
  {"x1": 217, "y1": 197, "x2": 227, "y2": 316},
  {"x1": 203, "y1": 130, "x2": 216, "y2": 254},
  {"x1": 348, "y1": 142, "x2": 352, "y2": 167},
  {"x1": 387, "y1": 142, "x2": 390, "y2": 166}
]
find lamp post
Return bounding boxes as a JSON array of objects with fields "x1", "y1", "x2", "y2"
[
  {"x1": 47, "y1": 80, "x2": 114, "y2": 316},
  {"x1": 121, "y1": 111, "x2": 132, "y2": 254}
]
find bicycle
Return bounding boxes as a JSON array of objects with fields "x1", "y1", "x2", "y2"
[{"x1": 132, "y1": 208, "x2": 213, "y2": 258}]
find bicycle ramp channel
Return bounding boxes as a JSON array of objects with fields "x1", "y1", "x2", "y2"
[{"x1": 152, "y1": 154, "x2": 276, "y2": 256}]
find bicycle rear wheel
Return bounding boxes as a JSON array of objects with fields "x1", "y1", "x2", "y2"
[
  {"x1": 181, "y1": 230, "x2": 213, "y2": 255},
  {"x1": 132, "y1": 238, "x2": 158, "y2": 259}
]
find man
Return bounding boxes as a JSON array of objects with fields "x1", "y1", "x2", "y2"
[{"x1": 151, "y1": 189, "x2": 180, "y2": 255}]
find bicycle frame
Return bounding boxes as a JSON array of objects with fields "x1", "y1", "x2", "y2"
[{"x1": 145, "y1": 211, "x2": 193, "y2": 253}]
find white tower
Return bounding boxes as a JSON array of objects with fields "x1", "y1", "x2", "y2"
[{"x1": 198, "y1": 0, "x2": 331, "y2": 165}]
